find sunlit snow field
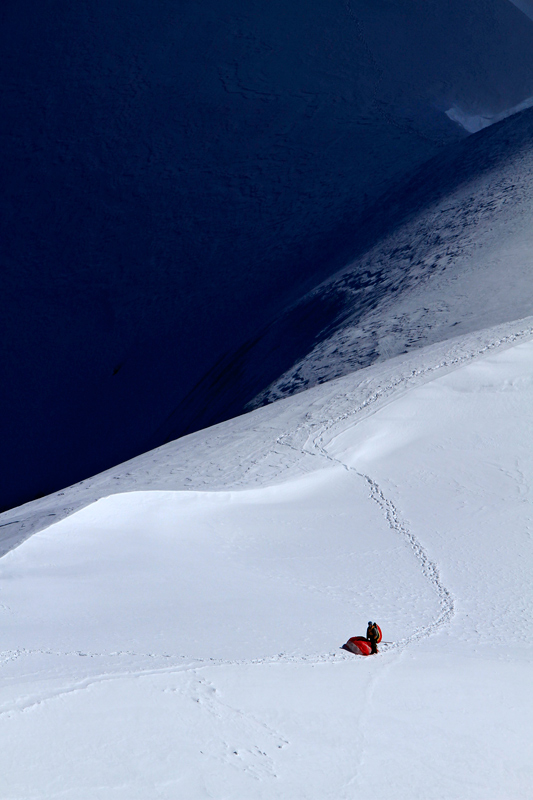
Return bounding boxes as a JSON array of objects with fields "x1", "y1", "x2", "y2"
[{"x1": 0, "y1": 324, "x2": 532, "y2": 798}]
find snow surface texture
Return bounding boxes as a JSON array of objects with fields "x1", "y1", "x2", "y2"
[
  {"x1": 168, "y1": 104, "x2": 533, "y2": 436},
  {"x1": 446, "y1": 93, "x2": 533, "y2": 133},
  {"x1": 0, "y1": 318, "x2": 532, "y2": 798},
  {"x1": 4, "y1": 0, "x2": 533, "y2": 510},
  {"x1": 249, "y1": 106, "x2": 533, "y2": 409}
]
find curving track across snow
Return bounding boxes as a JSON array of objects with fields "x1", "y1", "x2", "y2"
[
  {"x1": 1, "y1": 320, "x2": 533, "y2": 798},
  {"x1": 273, "y1": 321, "x2": 533, "y2": 655}
]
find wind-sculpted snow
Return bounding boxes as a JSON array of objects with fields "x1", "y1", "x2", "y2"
[
  {"x1": 0, "y1": 321, "x2": 532, "y2": 797},
  {"x1": 4, "y1": 0, "x2": 533, "y2": 510},
  {"x1": 2, "y1": 315, "x2": 533, "y2": 553},
  {"x1": 0, "y1": 315, "x2": 530, "y2": 553}
]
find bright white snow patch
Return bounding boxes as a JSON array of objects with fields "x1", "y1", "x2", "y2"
[{"x1": 0, "y1": 331, "x2": 532, "y2": 798}]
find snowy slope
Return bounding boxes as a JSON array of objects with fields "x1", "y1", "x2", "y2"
[
  {"x1": 0, "y1": 319, "x2": 532, "y2": 798},
  {"x1": 242, "y1": 106, "x2": 533, "y2": 409},
  {"x1": 159, "y1": 103, "x2": 533, "y2": 436},
  {"x1": 4, "y1": 0, "x2": 533, "y2": 510}
]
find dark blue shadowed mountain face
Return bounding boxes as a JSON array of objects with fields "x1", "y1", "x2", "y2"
[{"x1": 2, "y1": 0, "x2": 533, "y2": 510}]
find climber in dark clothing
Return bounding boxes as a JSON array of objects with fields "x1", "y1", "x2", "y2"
[{"x1": 367, "y1": 621, "x2": 380, "y2": 654}]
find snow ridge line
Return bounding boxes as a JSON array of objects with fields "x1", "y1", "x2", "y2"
[
  {"x1": 273, "y1": 323, "x2": 533, "y2": 492},
  {"x1": 2, "y1": 325, "x2": 531, "y2": 672},
  {"x1": 304, "y1": 322, "x2": 533, "y2": 445}
]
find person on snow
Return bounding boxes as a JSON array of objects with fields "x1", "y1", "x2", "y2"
[{"x1": 367, "y1": 621, "x2": 380, "y2": 654}]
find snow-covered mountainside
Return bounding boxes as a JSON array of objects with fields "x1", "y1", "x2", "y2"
[
  {"x1": 4, "y1": 0, "x2": 533, "y2": 510},
  {"x1": 0, "y1": 319, "x2": 532, "y2": 798},
  {"x1": 2, "y1": 4, "x2": 533, "y2": 794},
  {"x1": 241, "y1": 105, "x2": 533, "y2": 408},
  {"x1": 148, "y1": 101, "x2": 533, "y2": 440}
]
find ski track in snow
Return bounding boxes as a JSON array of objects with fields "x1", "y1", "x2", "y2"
[
  {"x1": 312, "y1": 428, "x2": 455, "y2": 651},
  {"x1": 0, "y1": 646, "x2": 349, "y2": 728},
  {"x1": 1, "y1": 322, "x2": 533, "y2": 729},
  {"x1": 274, "y1": 321, "x2": 533, "y2": 654}
]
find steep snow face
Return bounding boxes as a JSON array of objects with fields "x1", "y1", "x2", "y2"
[
  {"x1": 3, "y1": 0, "x2": 533, "y2": 510},
  {"x1": 0, "y1": 325, "x2": 531, "y2": 798},
  {"x1": 147, "y1": 103, "x2": 533, "y2": 437},
  {"x1": 246, "y1": 107, "x2": 533, "y2": 408}
]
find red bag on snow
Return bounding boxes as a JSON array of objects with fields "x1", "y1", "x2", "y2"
[{"x1": 343, "y1": 636, "x2": 372, "y2": 656}]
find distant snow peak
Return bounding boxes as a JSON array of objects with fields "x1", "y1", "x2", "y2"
[
  {"x1": 446, "y1": 94, "x2": 533, "y2": 134},
  {"x1": 509, "y1": 0, "x2": 533, "y2": 23}
]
